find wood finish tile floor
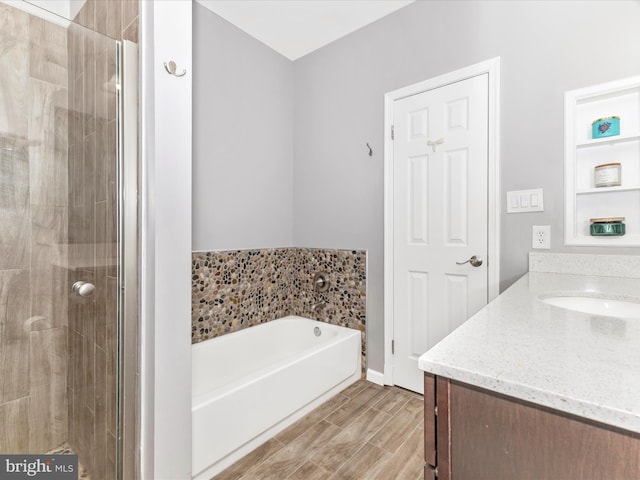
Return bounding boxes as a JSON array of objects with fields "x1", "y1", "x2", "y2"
[{"x1": 214, "y1": 380, "x2": 424, "y2": 480}]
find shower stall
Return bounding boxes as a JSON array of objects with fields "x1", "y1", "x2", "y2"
[{"x1": 0, "y1": 1, "x2": 138, "y2": 479}]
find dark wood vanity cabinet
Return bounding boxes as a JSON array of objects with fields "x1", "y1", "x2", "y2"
[{"x1": 423, "y1": 373, "x2": 640, "y2": 480}]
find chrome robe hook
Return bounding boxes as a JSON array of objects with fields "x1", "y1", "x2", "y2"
[{"x1": 164, "y1": 60, "x2": 186, "y2": 77}]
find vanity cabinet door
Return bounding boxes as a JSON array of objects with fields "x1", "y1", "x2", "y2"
[
  {"x1": 447, "y1": 380, "x2": 640, "y2": 480},
  {"x1": 423, "y1": 374, "x2": 452, "y2": 480},
  {"x1": 424, "y1": 373, "x2": 436, "y2": 467}
]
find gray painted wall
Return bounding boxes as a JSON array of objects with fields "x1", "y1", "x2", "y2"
[
  {"x1": 293, "y1": 0, "x2": 640, "y2": 373},
  {"x1": 192, "y1": 2, "x2": 294, "y2": 251},
  {"x1": 193, "y1": 1, "x2": 640, "y2": 374}
]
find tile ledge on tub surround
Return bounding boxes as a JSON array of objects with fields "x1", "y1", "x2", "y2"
[
  {"x1": 529, "y1": 252, "x2": 640, "y2": 279},
  {"x1": 191, "y1": 247, "x2": 365, "y2": 254}
]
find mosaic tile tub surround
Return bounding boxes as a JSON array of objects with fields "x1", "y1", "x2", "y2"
[{"x1": 192, "y1": 248, "x2": 367, "y2": 370}]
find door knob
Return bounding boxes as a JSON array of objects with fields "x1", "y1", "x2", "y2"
[
  {"x1": 456, "y1": 255, "x2": 483, "y2": 267},
  {"x1": 72, "y1": 281, "x2": 96, "y2": 297}
]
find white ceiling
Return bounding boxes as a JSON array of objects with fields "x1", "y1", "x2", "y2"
[
  {"x1": 10, "y1": 0, "x2": 416, "y2": 61},
  {"x1": 196, "y1": 0, "x2": 416, "y2": 61}
]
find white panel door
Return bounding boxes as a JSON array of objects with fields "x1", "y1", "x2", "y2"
[{"x1": 393, "y1": 74, "x2": 489, "y2": 394}]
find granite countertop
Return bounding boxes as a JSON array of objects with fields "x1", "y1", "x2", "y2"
[{"x1": 418, "y1": 269, "x2": 640, "y2": 434}]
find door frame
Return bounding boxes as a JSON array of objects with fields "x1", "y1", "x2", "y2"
[{"x1": 383, "y1": 57, "x2": 501, "y2": 385}]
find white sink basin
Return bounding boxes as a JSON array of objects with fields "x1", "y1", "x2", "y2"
[{"x1": 539, "y1": 296, "x2": 640, "y2": 319}]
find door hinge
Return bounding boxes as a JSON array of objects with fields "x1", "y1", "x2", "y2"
[
  {"x1": 391, "y1": 125, "x2": 395, "y2": 140},
  {"x1": 435, "y1": 405, "x2": 438, "y2": 416},
  {"x1": 391, "y1": 339, "x2": 395, "y2": 354}
]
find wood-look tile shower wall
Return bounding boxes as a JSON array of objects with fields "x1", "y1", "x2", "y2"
[
  {"x1": 66, "y1": 1, "x2": 138, "y2": 478},
  {"x1": 0, "y1": 1, "x2": 69, "y2": 455},
  {"x1": 0, "y1": 0, "x2": 137, "y2": 473}
]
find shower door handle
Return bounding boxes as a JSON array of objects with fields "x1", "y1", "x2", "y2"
[
  {"x1": 72, "y1": 281, "x2": 96, "y2": 298},
  {"x1": 456, "y1": 255, "x2": 483, "y2": 267}
]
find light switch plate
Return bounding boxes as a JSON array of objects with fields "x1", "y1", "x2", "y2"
[{"x1": 507, "y1": 188, "x2": 544, "y2": 213}]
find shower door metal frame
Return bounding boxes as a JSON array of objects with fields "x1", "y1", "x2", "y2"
[{"x1": 117, "y1": 39, "x2": 140, "y2": 480}]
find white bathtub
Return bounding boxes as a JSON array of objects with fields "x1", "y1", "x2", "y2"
[{"x1": 191, "y1": 315, "x2": 362, "y2": 479}]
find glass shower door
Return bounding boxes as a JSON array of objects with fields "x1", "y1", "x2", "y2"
[{"x1": 0, "y1": 2, "x2": 122, "y2": 479}]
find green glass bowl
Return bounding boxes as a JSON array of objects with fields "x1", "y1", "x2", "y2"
[{"x1": 590, "y1": 222, "x2": 625, "y2": 236}]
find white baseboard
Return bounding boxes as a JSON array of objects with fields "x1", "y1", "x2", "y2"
[{"x1": 366, "y1": 369, "x2": 385, "y2": 386}]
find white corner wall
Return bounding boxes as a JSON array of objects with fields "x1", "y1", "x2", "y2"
[{"x1": 141, "y1": 1, "x2": 192, "y2": 478}]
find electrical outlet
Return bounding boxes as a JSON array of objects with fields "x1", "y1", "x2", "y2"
[{"x1": 532, "y1": 225, "x2": 550, "y2": 249}]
